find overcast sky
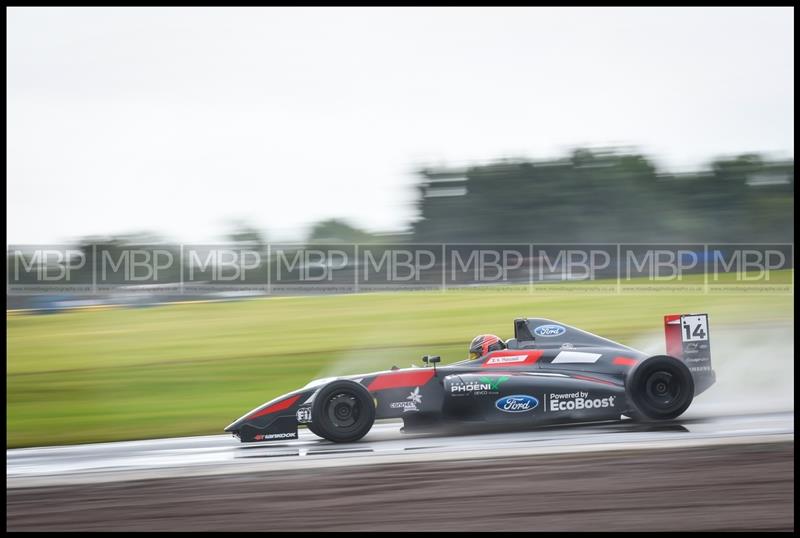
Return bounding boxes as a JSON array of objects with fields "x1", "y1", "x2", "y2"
[{"x1": 7, "y1": 7, "x2": 794, "y2": 244}]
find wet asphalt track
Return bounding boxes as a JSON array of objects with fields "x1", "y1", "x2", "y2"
[
  {"x1": 7, "y1": 324, "x2": 794, "y2": 530},
  {"x1": 7, "y1": 410, "x2": 793, "y2": 488}
]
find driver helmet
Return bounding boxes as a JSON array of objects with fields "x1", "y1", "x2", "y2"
[{"x1": 469, "y1": 334, "x2": 506, "y2": 359}]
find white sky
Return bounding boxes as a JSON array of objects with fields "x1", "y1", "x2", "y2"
[{"x1": 7, "y1": 7, "x2": 794, "y2": 244}]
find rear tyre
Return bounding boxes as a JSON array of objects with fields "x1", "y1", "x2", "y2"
[
  {"x1": 622, "y1": 409, "x2": 644, "y2": 421},
  {"x1": 626, "y1": 355, "x2": 694, "y2": 420},
  {"x1": 310, "y1": 380, "x2": 375, "y2": 443}
]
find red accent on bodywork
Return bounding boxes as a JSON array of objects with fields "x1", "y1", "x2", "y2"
[
  {"x1": 612, "y1": 356, "x2": 638, "y2": 366},
  {"x1": 572, "y1": 374, "x2": 620, "y2": 386},
  {"x1": 664, "y1": 314, "x2": 683, "y2": 358},
  {"x1": 481, "y1": 350, "x2": 544, "y2": 368},
  {"x1": 247, "y1": 395, "x2": 301, "y2": 420},
  {"x1": 367, "y1": 370, "x2": 436, "y2": 391}
]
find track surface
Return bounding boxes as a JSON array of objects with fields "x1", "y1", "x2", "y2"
[
  {"x1": 7, "y1": 411, "x2": 793, "y2": 488},
  {"x1": 7, "y1": 442, "x2": 794, "y2": 531},
  {"x1": 7, "y1": 411, "x2": 794, "y2": 531}
]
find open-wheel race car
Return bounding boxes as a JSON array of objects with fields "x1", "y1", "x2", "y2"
[{"x1": 225, "y1": 314, "x2": 715, "y2": 443}]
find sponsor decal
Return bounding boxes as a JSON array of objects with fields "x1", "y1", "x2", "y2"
[
  {"x1": 548, "y1": 391, "x2": 616, "y2": 412},
  {"x1": 534, "y1": 324, "x2": 566, "y2": 337},
  {"x1": 450, "y1": 376, "x2": 510, "y2": 395},
  {"x1": 485, "y1": 355, "x2": 529, "y2": 365},
  {"x1": 495, "y1": 394, "x2": 539, "y2": 413},
  {"x1": 255, "y1": 431, "x2": 298, "y2": 441},
  {"x1": 551, "y1": 351, "x2": 602, "y2": 364},
  {"x1": 296, "y1": 407, "x2": 312, "y2": 423},
  {"x1": 390, "y1": 386, "x2": 423, "y2": 412},
  {"x1": 480, "y1": 376, "x2": 509, "y2": 391},
  {"x1": 482, "y1": 350, "x2": 543, "y2": 368}
]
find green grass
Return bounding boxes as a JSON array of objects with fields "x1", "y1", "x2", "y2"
[{"x1": 7, "y1": 272, "x2": 793, "y2": 447}]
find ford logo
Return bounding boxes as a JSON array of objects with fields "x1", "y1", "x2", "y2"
[
  {"x1": 495, "y1": 395, "x2": 539, "y2": 413},
  {"x1": 534, "y1": 324, "x2": 566, "y2": 337}
]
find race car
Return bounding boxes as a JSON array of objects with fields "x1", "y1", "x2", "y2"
[{"x1": 225, "y1": 314, "x2": 715, "y2": 443}]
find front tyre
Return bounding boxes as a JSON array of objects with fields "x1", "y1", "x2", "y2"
[
  {"x1": 306, "y1": 420, "x2": 323, "y2": 439},
  {"x1": 626, "y1": 355, "x2": 694, "y2": 420},
  {"x1": 310, "y1": 380, "x2": 375, "y2": 443}
]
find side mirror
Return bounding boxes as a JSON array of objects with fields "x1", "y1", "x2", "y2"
[{"x1": 422, "y1": 355, "x2": 440, "y2": 372}]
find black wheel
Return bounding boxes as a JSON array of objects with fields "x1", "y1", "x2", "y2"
[
  {"x1": 622, "y1": 409, "x2": 644, "y2": 421},
  {"x1": 306, "y1": 420, "x2": 323, "y2": 438},
  {"x1": 310, "y1": 380, "x2": 375, "y2": 443},
  {"x1": 626, "y1": 355, "x2": 694, "y2": 420}
]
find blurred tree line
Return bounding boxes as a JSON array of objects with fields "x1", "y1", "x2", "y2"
[
  {"x1": 412, "y1": 149, "x2": 794, "y2": 243},
  {"x1": 6, "y1": 148, "x2": 793, "y2": 301},
  {"x1": 9, "y1": 148, "x2": 793, "y2": 260}
]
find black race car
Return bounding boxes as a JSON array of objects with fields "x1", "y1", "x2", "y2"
[{"x1": 225, "y1": 314, "x2": 715, "y2": 443}]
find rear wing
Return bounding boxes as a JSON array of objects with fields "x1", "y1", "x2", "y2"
[{"x1": 664, "y1": 314, "x2": 716, "y2": 395}]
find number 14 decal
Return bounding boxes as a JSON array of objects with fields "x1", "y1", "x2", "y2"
[{"x1": 682, "y1": 315, "x2": 708, "y2": 342}]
